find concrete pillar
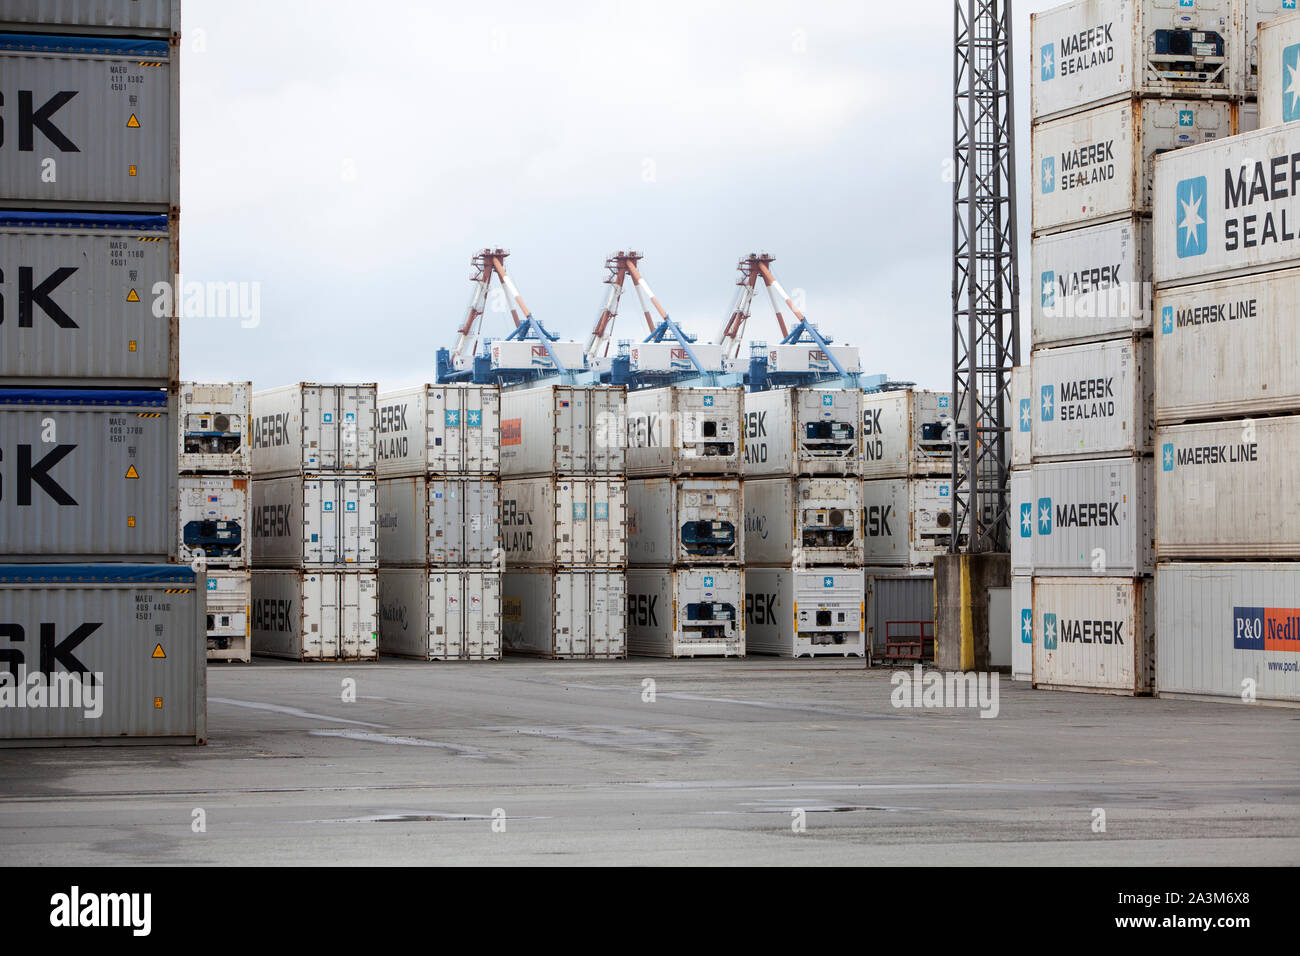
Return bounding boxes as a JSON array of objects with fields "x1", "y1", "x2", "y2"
[{"x1": 934, "y1": 553, "x2": 1010, "y2": 672}]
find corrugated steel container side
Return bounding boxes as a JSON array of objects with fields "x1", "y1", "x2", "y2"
[
  {"x1": 628, "y1": 477, "x2": 743, "y2": 567},
  {"x1": 742, "y1": 476, "x2": 861, "y2": 567},
  {"x1": 1155, "y1": 267, "x2": 1300, "y2": 423},
  {"x1": 0, "y1": 1, "x2": 179, "y2": 34},
  {"x1": 1011, "y1": 574, "x2": 1032, "y2": 681},
  {"x1": 1256, "y1": 8, "x2": 1300, "y2": 124},
  {"x1": 250, "y1": 570, "x2": 378, "y2": 661},
  {"x1": 1031, "y1": 576, "x2": 1154, "y2": 695},
  {"x1": 502, "y1": 569, "x2": 626, "y2": 659},
  {"x1": 0, "y1": 213, "x2": 177, "y2": 384},
  {"x1": 1031, "y1": 337, "x2": 1153, "y2": 461},
  {"x1": 499, "y1": 384, "x2": 626, "y2": 478},
  {"x1": 376, "y1": 384, "x2": 500, "y2": 478},
  {"x1": 743, "y1": 567, "x2": 865, "y2": 658},
  {"x1": 178, "y1": 475, "x2": 249, "y2": 569},
  {"x1": 204, "y1": 569, "x2": 250, "y2": 663},
  {"x1": 1237, "y1": 99, "x2": 1259, "y2": 134},
  {"x1": 0, "y1": 565, "x2": 205, "y2": 745},
  {"x1": 1156, "y1": 562, "x2": 1300, "y2": 704},
  {"x1": 626, "y1": 567, "x2": 744, "y2": 658},
  {"x1": 859, "y1": 389, "x2": 954, "y2": 479},
  {"x1": 1011, "y1": 469, "x2": 1033, "y2": 576},
  {"x1": 861, "y1": 477, "x2": 958, "y2": 566},
  {"x1": 864, "y1": 571, "x2": 935, "y2": 655},
  {"x1": 1156, "y1": 415, "x2": 1300, "y2": 558},
  {"x1": 178, "y1": 382, "x2": 252, "y2": 474},
  {"x1": 250, "y1": 383, "x2": 377, "y2": 478},
  {"x1": 251, "y1": 475, "x2": 377, "y2": 568},
  {"x1": 740, "y1": 387, "x2": 862, "y2": 477},
  {"x1": 377, "y1": 568, "x2": 501, "y2": 661},
  {"x1": 625, "y1": 386, "x2": 742, "y2": 478},
  {"x1": 1011, "y1": 365, "x2": 1032, "y2": 469},
  {"x1": 377, "y1": 476, "x2": 499, "y2": 568},
  {"x1": 0, "y1": 35, "x2": 177, "y2": 207},
  {"x1": 0, "y1": 388, "x2": 176, "y2": 562},
  {"x1": 500, "y1": 476, "x2": 627, "y2": 568},
  {"x1": 1031, "y1": 457, "x2": 1155, "y2": 575},
  {"x1": 1030, "y1": 218, "x2": 1153, "y2": 347}
]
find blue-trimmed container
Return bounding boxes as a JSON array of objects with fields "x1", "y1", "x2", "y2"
[{"x1": 0, "y1": 1, "x2": 177, "y2": 38}]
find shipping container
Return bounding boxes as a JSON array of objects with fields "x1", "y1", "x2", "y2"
[
  {"x1": 1153, "y1": 121, "x2": 1300, "y2": 287},
  {"x1": 251, "y1": 475, "x2": 377, "y2": 568},
  {"x1": 1156, "y1": 415, "x2": 1300, "y2": 558},
  {"x1": 860, "y1": 478, "x2": 961, "y2": 567},
  {"x1": 763, "y1": 343, "x2": 862, "y2": 375},
  {"x1": 744, "y1": 567, "x2": 865, "y2": 658},
  {"x1": 1238, "y1": 98, "x2": 1259, "y2": 135},
  {"x1": 859, "y1": 389, "x2": 954, "y2": 479},
  {"x1": 500, "y1": 476, "x2": 626, "y2": 568},
  {"x1": 376, "y1": 384, "x2": 500, "y2": 478},
  {"x1": 1031, "y1": 576, "x2": 1154, "y2": 695},
  {"x1": 1156, "y1": 562, "x2": 1300, "y2": 704},
  {"x1": 499, "y1": 384, "x2": 625, "y2": 478},
  {"x1": 1012, "y1": 365, "x2": 1032, "y2": 469},
  {"x1": 377, "y1": 569, "x2": 501, "y2": 661},
  {"x1": 626, "y1": 567, "x2": 744, "y2": 657},
  {"x1": 627, "y1": 477, "x2": 742, "y2": 566},
  {"x1": 740, "y1": 387, "x2": 861, "y2": 477},
  {"x1": 377, "y1": 476, "x2": 499, "y2": 568},
  {"x1": 178, "y1": 382, "x2": 252, "y2": 474},
  {"x1": 178, "y1": 475, "x2": 249, "y2": 569},
  {"x1": 1030, "y1": 338, "x2": 1153, "y2": 460},
  {"x1": 741, "y1": 477, "x2": 862, "y2": 567},
  {"x1": 0, "y1": 211, "x2": 176, "y2": 384},
  {"x1": 1030, "y1": 0, "x2": 1235, "y2": 122},
  {"x1": 1011, "y1": 574, "x2": 1032, "y2": 681},
  {"x1": 1011, "y1": 469, "x2": 1033, "y2": 576},
  {"x1": 0, "y1": 33, "x2": 177, "y2": 207},
  {"x1": 0, "y1": 1, "x2": 178, "y2": 35},
  {"x1": 250, "y1": 383, "x2": 376, "y2": 478},
  {"x1": 0, "y1": 388, "x2": 176, "y2": 562},
  {"x1": 489, "y1": 339, "x2": 587, "y2": 375},
  {"x1": 629, "y1": 341, "x2": 725, "y2": 374},
  {"x1": 1033, "y1": 98, "x2": 1230, "y2": 236},
  {"x1": 1155, "y1": 267, "x2": 1300, "y2": 423},
  {"x1": 1030, "y1": 217, "x2": 1153, "y2": 346},
  {"x1": 864, "y1": 570, "x2": 934, "y2": 657},
  {"x1": 625, "y1": 385, "x2": 742, "y2": 477},
  {"x1": 0, "y1": 564, "x2": 205, "y2": 745},
  {"x1": 502, "y1": 569, "x2": 626, "y2": 659},
  {"x1": 1031, "y1": 457, "x2": 1155, "y2": 575},
  {"x1": 204, "y1": 569, "x2": 250, "y2": 663},
  {"x1": 250, "y1": 570, "x2": 378, "y2": 661},
  {"x1": 1253, "y1": 3, "x2": 1298, "y2": 109}
]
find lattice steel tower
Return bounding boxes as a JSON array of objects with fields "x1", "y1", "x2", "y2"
[{"x1": 951, "y1": 0, "x2": 1020, "y2": 553}]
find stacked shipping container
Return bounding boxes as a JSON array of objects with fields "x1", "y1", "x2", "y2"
[{"x1": 1010, "y1": 366, "x2": 1033, "y2": 681}]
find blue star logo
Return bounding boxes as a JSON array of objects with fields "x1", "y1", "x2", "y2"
[
  {"x1": 1043, "y1": 612, "x2": 1058, "y2": 651},
  {"x1": 1284, "y1": 43, "x2": 1300, "y2": 122},
  {"x1": 1040, "y1": 43, "x2": 1055, "y2": 81},
  {"x1": 1019, "y1": 398, "x2": 1032, "y2": 432},
  {"x1": 1176, "y1": 176, "x2": 1208, "y2": 259},
  {"x1": 1162, "y1": 305, "x2": 1174, "y2": 335},
  {"x1": 1178, "y1": 109, "x2": 1194, "y2": 127},
  {"x1": 1037, "y1": 497, "x2": 1052, "y2": 536},
  {"x1": 468, "y1": 409, "x2": 482, "y2": 427},
  {"x1": 1040, "y1": 384, "x2": 1055, "y2": 422},
  {"x1": 445, "y1": 409, "x2": 461, "y2": 427},
  {"x1": 1021, "y1": 608, "x2": 1033, "y2": 644},
  {"x1": 1020, "y1": 502, "x2": 1033, "y2": 538},
  {"x1": 1041, "y1": 156, "x2": 1055, "y2": 194},
  {"x1": 823, "y1": 576, "x2": 834, "y2": 588},
  {"x1": 1163, "y1": 443, "x2": 1175, "y2": 472},
  {"x1": 1041, "y1": 270, "x2": 1055, "y2": 309}
]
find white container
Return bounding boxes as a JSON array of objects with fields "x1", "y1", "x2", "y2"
[
  {"x1": 1030, "y1": 0, "x2": 1236, "y2": 123},
  {"x1": 860, "y1": 478, "x2": 959, "y2": 567},
  {"x1": 251, "y1": 383, "x2": 377, "y2": 478},
  {"x1": 251, "y1": 476, "x2": 378, "y2": 568},
  {"x1": 626, "y1": 386, "x2": 743, "y2": 477},
  {"x1": 1011, "y1": 574, "x2": 1032, "y2": 682},
  {"x1": 628, "y1": 477, "x2": 742, "y2": 566},
  {"x1": 1012, "y1": 365, "x2": 1032, "y2": 469},
  {"x1": 377, "y1": 476, "x2": 499, "y2": 568},
  {"x1": 1030, "y1": 338, "x2": 1153, "y2": 461},
  {"x1": 1033, "y1": 98, "x2": 1230, "y2": 236},
  {"x1": 500, "y1": 476, "x2": 627, "y2": 568},
  {"x1": 1237, "y1": 99, "x2": 1259, "y2": 134},
  {"x1": 179, "y1": 382, "x2": 252, "y2": 475},
  {"x1": 1030, "y1": 218, "x2": 1153, "y2": 346},
  {"x1": 741, "y1": 477, "x2": 862, "y2": 567},
  {"x1": 376, "y1": 384, "x2": 500, "y2": 478},
  {"x1": 1031, "y1": 457, "x2": 1155, "y2": 575},
  {"x1": 502, "y1": 569, "x2": 626, "y2": 659},
  {"x1": 1156, "y1": 415, "x2": 1300, "y2": 558},
  {"x1": 1255, "y1": 6, "x2": 1300, "y2": 115},
  {"x1": 1031, "y1": 577, "x2": 1154, "y2": 695},
  {"x1": 744, "y1": 567, "x2": 865, "y2": 658},
  {"x1": 1153, "y1": 121, "x2": 1300, "y2": 287},
  {"x1": 377, "y1": 569, "x2": 501, "y2": 661},
  {"x1": 250, "y1": 570, "x2": 378, "y2": 661},
  {"x1": 178, "y1": 475, "x2": 250, "y2": 569},
  {"x1": 741, "y1": 387, "x2": 861, "y2": 477},
  {"x1": 499, "y1": 384, "x2": 626, "y2": 478},
  {"x1": 489, "y1": 339, "x2": 587, "y2": 374},
  {"x1": 1156, "y1": 562, "x2": 1300, "y2": 704},
  {"x1": 764, "y1": 343, "x2": 862, "y2": 375},
  {"x1": 626, "y1": 567, "x2": 744, "y2": 657},
  {"x1": 205, "y1": 570, "x2": 250, "y2": 663},
  {"x1": 859, "y1": 389, "x2": 954, "y2": 478},
  {"x1": 629, "y1": 341, "x2": 725, "y2": 374},
  {"x1": 1155, "y1": 267, "x2": 1300, "y2": 423},
  {"x1": 1011, "y1": 469, "x2": 1034, "y2": 576}
]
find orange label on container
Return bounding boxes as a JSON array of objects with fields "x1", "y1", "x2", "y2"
[
  {"x1": 501, "y1": 418, "x2": 522, "y2": 446},
  {"x1": 1265, "y1": 608, "x2": 1300, "y2": 652}
]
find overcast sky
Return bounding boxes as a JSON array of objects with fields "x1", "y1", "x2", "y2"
[{"x1": 179, "y1": 0, "x2": 1059, "y2": 391}]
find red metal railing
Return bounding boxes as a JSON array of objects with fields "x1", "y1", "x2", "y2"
[{"x1": 881, "y1": 620, "x2": 935, "y2": 662}]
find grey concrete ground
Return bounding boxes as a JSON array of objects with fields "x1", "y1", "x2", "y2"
[{"x1": 1, "y1": 658, "x2": 1297, "y2": 865}]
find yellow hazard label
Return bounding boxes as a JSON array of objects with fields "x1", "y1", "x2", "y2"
[
  {"x1": 127, "y1": 113, "x2": 140, "y2": 128},
  {"x1": 154, "y1": 697, "x2": 163, "y2": 709},
  {"x1": 125, "y1": 465, "x2": 139, "y2": 479},
  {"x1": 127, "y1": 516, "x2": 136, "y2": 528},
  {"x1": 152, "y1": 644, "x2": 166, "y2": 659},
  {"x1": 126, "y1": 289, "x2": 140, "y2": 302},
  {"x1": 128, "y1": 340, "x2": 137, "y2": 352},
  {"x1": 128, "y1": 165, "x2": 137, "y2": 176}
]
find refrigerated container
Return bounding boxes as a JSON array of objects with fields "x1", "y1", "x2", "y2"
[
  {"x1": 376, "y1": 384, "x2": 500, "y2": 478},
  {"x1": 178, "y1": 382, "x2": 252, "y2": 474},
  {"x1": 378, "y1": 569, "x2": 501, "y2": 661},
  {"x1": 625, "y1": 568, "x2": 744, "y2": 658},
  {"x1": 0, "y1": 1, "x2": 178, "y2": 35},
  {"x1": 1011, "y1": 574, "x2": 1032, "y2": 682},
  {"x1": 860, "y1": 478, "x2": 961, "y2": 567},
  {"x1": 250, "y1": 383, "x2": 376, "y2": 478},
  {"x1": 1011, "y1": 469, "x2": 1033, "y2": 577},
  {"x1": 0, "y1": 387, "x2": 176, "y2": 562},
  {"x1": 740, "y1": 387, "x2": 861, "y2": 477},
  {"x1": 1031, "y1": 457, "x2": 1154, "y2": 575},
  {"x1": 377, "y1": 476, "x2": 499, "y2": 568},
  {"x1": 251, "y1": 475, "x2": 377, "y2": 568},
  {"x1": 0, "y1": 564, "x2": 205, "y2": 745},
  {"x1": 625, "y1": 385, "x2": 742, "y2": 477},
  {"x1": 499, "y1": 384, "x2": 625, "y2": 477},
  {"x1": 628, "y1": 477, "x2": 742, "y2": 567},
  {"x1": 1030, "y1": 338, "x2": 1153, "y2": 461},
  {"x1": 741, "y1": 477, "x2": 861, "y2": 567},
  {"x1": 859, "y1": 389, "x2": 954, "y2": 479},
  {"x1": 500, "y1": 476, "x2": 626, "y2": 568},
  {"x1": 204, "y1": 569, "x2": 250, "y2": 663},
  {"x1": 178, "y1": 475, "x2": 249, "y2": 568},
  {"x1": 502, "y1": 569, "x2": 626, "y2": 659},
  {"x1": 1031, "y1": 577, "x2": 1154, "y2": 696},
  {"x1": 250, "y1": 570, "x2": 378, "y2": 661},
  {"x1": 629, "y1": 341, "x2": 725, "y2": 374},
  {"x1": 1255, "y1": 4, "x2": 1300, "y2": 114},
  {"x1": 1012, "y1": 365, "x2": 1032, "y2": 469},
  {"x1": 744, "y1": 567, "x2": 864, "y2": 658}
]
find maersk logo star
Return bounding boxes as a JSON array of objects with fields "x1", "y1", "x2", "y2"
[
  {"x1": 1040, "y1": 384, "x2": 1055, "y2": 421},
  {"x1": 1019, "y1": 398, "x2": 1031, "y2": 433},
  {"x1": 1176, "y1": 176, "x2": 1207, "y2": 258},
  {"x1": 1163, "y1": 443, "x2": 1175, "y2": 472},
  {"x1": 1040, "y1": 43, "x2": 1055, "y2": 81},
  {"x1": 1043, "y1": 612, "x2": 1058, "y2": 651},
  {"x1": 1162, "y1": 305, "x2": 1174, "y2": 335},
  {"x1": 1041, "y1": 156, "x2": 1055, "y2": 193},
  {"x1": 1041, "y1": 270, "x2": 1055, "y2": 308},
  {"x1": 1020, "y1": 502, "x2": 1033, "y2": 538},
  {"x1": 1284, "y1": 43, "x2": 1300, "y2": 122},
  {"x1": 1037, "y1": 497, "x2": 1052, "y2": 536},
  {"x1": 1021, "y1": 608, "x2": 1033, "y2": 644}
]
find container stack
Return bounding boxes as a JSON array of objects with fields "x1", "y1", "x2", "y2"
[
  {"x1": 499, "y1": 384, "x2": 628, "y2": 659},
  {"x1": 178, "y1": 382, "x2": 253, "y2": 663},
  {"x1": 625, "y1": 385, "x2": 744, "y2": 657},
  {"x1": 1009, "y1": 365, "x2": 1033, "y2": 682},
  {"x1": 739, "y1": 387, "x2": 865, "y2": 658},
  {"x1": 375, "y1": 384, "x2": 503, "y2": 661},
  {"x1": 249, "y1": 384, "x2": 379, "y2": 661},
  {"x1": 0, "y1": 4, "x2": 205, "y2": 745},
  {"x1": 859, "y1": 388, "x2": 958, "y2": 662}
]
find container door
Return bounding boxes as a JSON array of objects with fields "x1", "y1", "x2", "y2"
[
  {"x1": 553, "y1": 575, "x2": 577, "y2": 657},
  {"x1": 590, "y1": 573, "x2": 625, "y2": 657},
  {"x1": 476, "y1": 572, "x2": 501, "y2": 658},
  {"x1": 427, "y1": 480, "x2": 451, "y2": 564},
  {"x1": 313, "y1": 574, "x2": 341, "y2": 659},
  {"x1": 567, "y1": 573, "x2": 591, "y2": 658},
  {"x1": 344, "y1": 387, "x2": 375, "y2": 471},
  {"x1": 350, "y1": 479, "x2": 377, "y2": 565},
  {"x1": 596, "y1": 389, "x2": 624, "y2": 473},
  {"x1": 591, "y1": 479, "x2": 625, "y2": 567},
  {"x1": 300, "y1": 480, "x2": 323, "y2": 565},
  {"x1": 557, "y1": 482, "x2": 583, "y2": 565},
  {"x1": 427, "y1": 573, "x2": 453, "y2": 658},
  {"x1": 442, "y1": 389, "x2": 466, "y2": 473},
  {"x1": 555, "y1": 389, "x2": 580, "y2": 474},
  {"x1": 465, "y1": 480, "x2": 496, "y2": 565},
  {"x1": 318, "y1": 386, "x2": 343, "y2": 471},
  {"x1": 443, "y1": 571, "x2": 465, "y2": 658},
  {"x1": 469, "y1": 388, "x2": 500, "y2": 474}
]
